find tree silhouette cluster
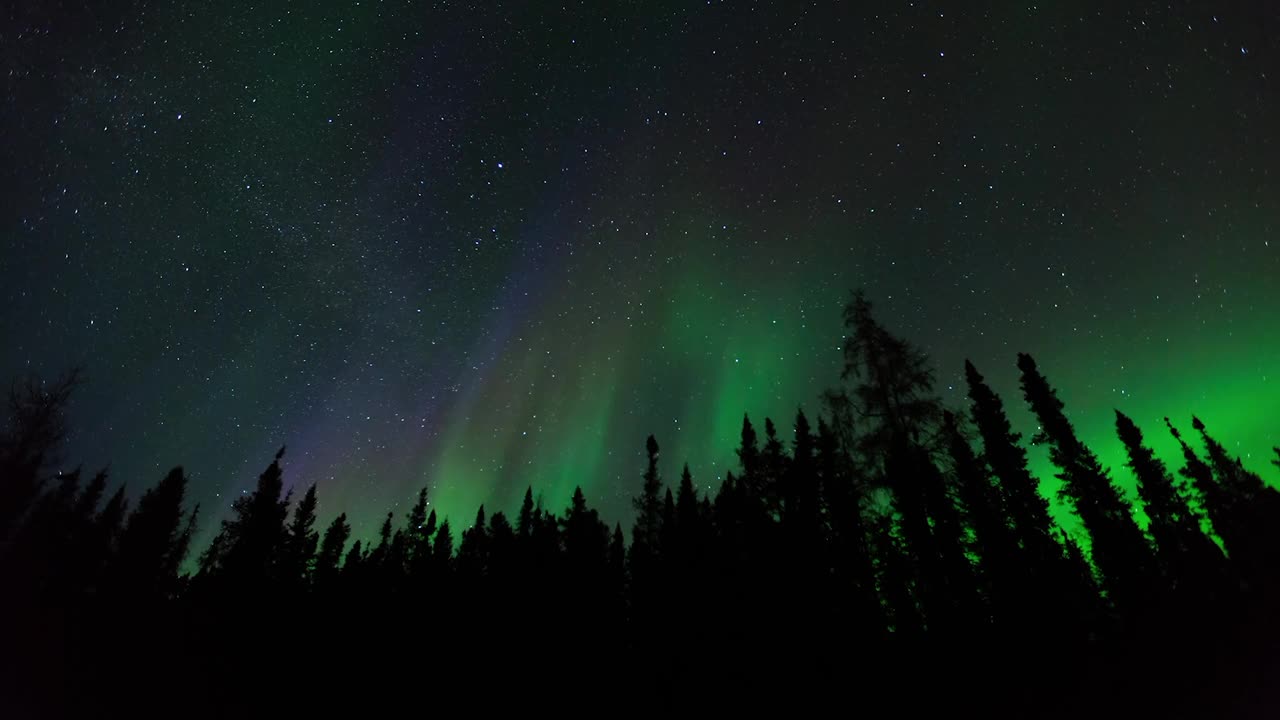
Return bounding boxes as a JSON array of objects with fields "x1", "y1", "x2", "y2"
[{"x1": 4, "y1": 293, "x2": 1280, "y2": 717}]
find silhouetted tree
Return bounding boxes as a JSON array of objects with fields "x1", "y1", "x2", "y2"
[
  {"x1": 517, "y1": 486, "x2": 536, "y2": 542},
  {"x1": 631, "y1": 435, "x2": 664, "y2": 562},
  {"x1": 367, "y1": 511, "x2": 395, "y2": 572},
  {"x1": 1190, "y1": 416, "x2": 1280, "y2": 588},
  {"x1": 431, "y1": 520, "x2": 454, "y2": 573},
  {"x1": 942, "y1": 410, "x2": 1017, "y2": 626},
  {"x1": 342, "y1": 539, "x2": 365, "y2": 579},
  {"x1": 315, "y1": 513, "x2": 350, "y2": 588},
  {"x1": 837, "y1": 291, "x2": 976, "y2": 632},
  {"x1": 0, "y1": 369, "x2": 80, "y2": 536},
  {"x1": 1018, "y1": 353, "x2": 1156, "y2": 618},
  {"x1": 784, "y1": 409, "x2": 821, "y2": 557},
  {"x1": 964, "y1": 360, "x2": 1094, "y2": 631},
  {"x1": 283, "y1": 484, "x2": 320, "y2": 588},
  {"x1": 112, "y1": 467, "x2": 195, "y2": 597},
  {"x1": 1115, "y1": 411, "x2": 1223, "y2": 596},
  {"x1": 457, "y1": 506, "x2": 488, "y2": 579},
  {"x1": 201, "y1": 447, "x2": 292, "y2": 589},
  {"x1": 816, "y1": 415, "x2": 884, "y2": 638}
]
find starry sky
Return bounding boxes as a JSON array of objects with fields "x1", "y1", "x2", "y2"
[{"x1": 2, "y1": 1, "x2": 1277, "y2": 550}]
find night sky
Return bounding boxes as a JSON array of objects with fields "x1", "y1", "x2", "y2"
[{"x1": 3, "y1": 1, "x2": 1277, "y2": 552}]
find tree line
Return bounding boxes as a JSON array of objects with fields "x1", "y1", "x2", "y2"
[{"x1": 3, "y1": 291, "x2": 1280, "y2": 717}]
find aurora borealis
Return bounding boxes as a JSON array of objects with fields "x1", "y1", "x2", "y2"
[{"x1": 2, "y1": 0, "x2": 1277, "y2": 554}]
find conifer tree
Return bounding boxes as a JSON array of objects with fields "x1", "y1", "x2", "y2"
[
  {"x1": 1115, "y1": 411, "x2": 1222, "y2": 592},
  {"x1": 113, "y1": 467, "x2": 194, "y2": 597},
  {"x1": 457, "y1": 506, "x2": 488, "y2": 579},
  {"x1": 342, "y1": 539, "x2": 365, "y2": 578},
  {"x1": 1018, "y1": 353, "x2": 1156, "y2": 616},
  {"x1": 630, "y1": 435, "x2": 663, "y2": 565},
  {"x1": 1190, "y1": 416, "x2": 1280, "y2": 583},
  {"x1": 203, "y1": 447, "x2": 292, "y2": 587},
  {"x1": 836, "y1": 291, "x2": 976, "y2": 632},
  {"x1": 315, "y1": 513, "x2": 350, "y2": 587},
  {"x1": 367, "y1": 511, "x2": 395, "y2": 571},
  {"x1": 0, "y1": 370, "x2": 80, "y2": 536},
  {"x1": 431, "y1": 520, "x2": 454, "y2": 572},
  {"x1": 563, "y1": 487, "x2": 607, "y2": 574},
  {"x1": 759, "y1": 417, "x2": 787, "y2": 518},
  {"x1": 284, "y1": 484, "x2": 320, "y2": 587},
  {"x1": 816, "y1": 416, "x2": 883, "y2": 637},
  {"x1": 785, "y1": 409, "x2": 820, "y2": 556},
  {"x1": 964, "y1": 361, "x2": 1072, "y2": 583},
  {"x1": 737, "y1": 416, "x2": 760, "y2": 490},
  {"x1": 659, "y1": 488, "x2": 676, "y2": 560},
  {"x1": 675, "y1": 464, "x2": 699, "y2": 550},
  {"x1": 942, "y1": 410, "x2": 1018, "y2": 626},
  {"x1": 517, "y1": 486, "x2": 536, "y2": 541}
]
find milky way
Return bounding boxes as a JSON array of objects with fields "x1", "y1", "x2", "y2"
[{"x1": 3, "y1": 2, "x2": 1277, "y2": 551}]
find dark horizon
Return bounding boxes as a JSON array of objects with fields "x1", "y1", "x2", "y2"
[{"x1": 4, "y1": 291, "x2": 1280, "y2": 717}]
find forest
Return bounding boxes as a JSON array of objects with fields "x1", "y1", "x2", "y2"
[{"x1": 3, "y1": 292, "x2": 1279, "y2": 718}]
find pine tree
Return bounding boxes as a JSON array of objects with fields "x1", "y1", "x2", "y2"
[
  {"x1": 737, "y1": 415, "x2": 760, "y2": 489},
  {"x1": 675, "y1": 464, "x2": 701, "y2": 564},
  {"x1": 1115, "y1": 411, "x2": 1222, "y2": 594},
  {"x1": 487, "y1": 511, "x2": 516, "y2": 580},
  {"x1": 112, "y1": 467, "x2": 194, "y2": 597},
  {"x1": 630, "y1": 435, "x2": 663, "y2": 566},
  {"x1": 785, "y1": 409, "x2": 822, "y2": 557},
  {"x1": 431, "y1": 519, "x2": 454, "y2": 572},
  {"x1": 609, "y1": 522, "x2": 626, "y2": 590},
  {"x1": 0, "y1": 369, "x2": 80, "y2": 536},
  {"x1": 1018, "y1": 353, "x2": 1156, "y2": 617},
  {"x1": 942, "y1": 410, "x2": 1018, "y2": 626},
  {"x1": 404, "y1": 487, "x2": 435, "y2": 583},
  {"x1": 74, "y1": 469, "x2": 107, "y2": 522},
  {"x1": 517, "y1": 486, "x2": 536, "y2": 541},
  {"x1": 659, "y1": 488, "x2": 676, "y2": 561},
  {"x1": 964, "y1": 363, "x2": 1069, "y2": 575},
  {"x1": 1190, "y1": 416, "x2": 1280, "y2": 584},
  {"x1": 563, "y1": 487, "x2": 607, "y2": 575},
  {"x1": 342, "y1": 539, "x2": 365, "y2": 578},
  {"x1": 315, "y1": 513, "x2": 350, "y2": 587},
  {"x1": 284, "y1": 484, "x2": 320, "y2": 588},
  {"x1": 836, "y1": 292, "x2": 976, "y2": 632},
  {"x1": 457, "y1": 506, "x2": 488, "y2": 579},
  {"x1": 816, "y1": 415, "x2": 883, "y2": 637},
  {"x1": 203, "y1": 447, "x2": 292, "y2": 588},
  {"x1": 759, "y1": 417, "x2": 787, "y2": 518}
]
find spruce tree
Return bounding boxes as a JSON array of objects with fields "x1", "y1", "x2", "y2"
[
  {"x1": 785, "y1": 409, "x2": 820, "y2": 556},
  {"x1": 1018, "y1": 353, "x2": 1156, "y2": 616},
  {"x1": 284, "y1": 484, "x2": 320, "y2": 587},
  {"x1": 836, "y1": 291, "x2": 976, "y2": 632},
  {"x1": 1191, "y1": 416, "x2": 1280, "y2": 584},
  {"x1": 457, "y1": 506, "x2": 488, "y2": 579},
  {"x1": 816, "y1": 415, "x2": 883, "y2": 637},
  {"x1": 963, "y1": 360, "x2": 1076, "y2": 597},
  {"x1": 1115, "y1": 411, "x2": 1222, "y2": 593},
  {"x1": 0, "y1": 369, "x2": 80, "y2": 536},
  {"x1": 675, "y1": 464, "x2": 699, "y2": 551},
  {"x1": 113, "y1": 467, "x2": 194, "y2": 597},
  {"x1": 517, "y1": 486, "x2": 536, "y2": 541},
  {"x1": 315, "y1": 513, "x2": 350, "y2": 587},
  {"x1": 942, "y1": 410, "x2": 1018, "y2": 626},
  {"x1": 203, "y1": 447, "x2": 292, "y2": 588},
  {"x1": 367, "y1": 511, "x2": 395, "y2": 570},
  {"x1": 431, "y1": 520, "x2": 454, "y2": 572},
  {"x1": 630, "y1": 435, "x2": 663, "y2": 566},
  {"x1": 404, "y1": 488, "x2": 436, "y2": 583}
]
